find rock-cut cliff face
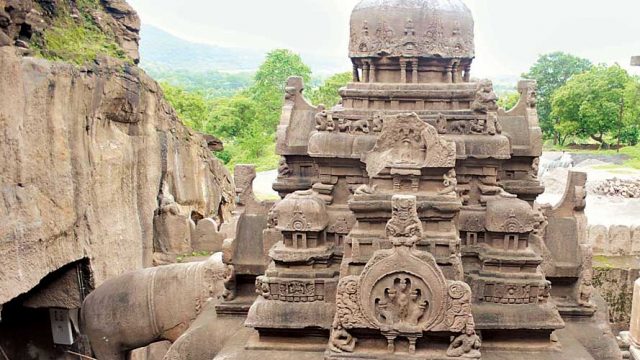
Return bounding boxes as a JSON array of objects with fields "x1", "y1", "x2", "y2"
[{"x1": 0, "y1": 2, "x2": 234, "y2": 308}]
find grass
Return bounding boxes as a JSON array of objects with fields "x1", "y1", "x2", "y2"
[{"x1": 31, "y1": 2, "x2": 130, "y2": 65}]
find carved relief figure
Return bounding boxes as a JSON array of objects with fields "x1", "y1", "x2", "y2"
[
  {"x1": 330, "y1": 319, "x2": 357, "y2": 353},
  {"x1": 339, "y1": 118, "x2": 370, "y2": 134},
  {"x1": 372, "y1": 112, "x2": 384, "y2": 132},
  {"x1": 375, "y1": 278, "x2": 428, "y2": 332},
  {"x1": 446, "y1": 316, "x2": 481, "y2": 358},
  {"x1": 530, "y1": 158, "x2": 540, "y2": 179},
  {"x1": 385, "y1": 196, "x2": 423, "y2": 246},
  {"x1": 278, "y1": 157, "x2": 291, "y2": 177},
  {"x1": 315, "y1": 105, "x2": 335, "y2": 131},
  {"x1": 439, "y1": 169, "x2": 458, "y2": 195},
  {"x1": 471, "y1": 79, "x2": 498, "y2": 114},
  {"x1": 354, "y1": 183, "x2": 377, "y2": 196},
  {"x1": 435, "y1": 113, "x2": 448, "y2": 134}
]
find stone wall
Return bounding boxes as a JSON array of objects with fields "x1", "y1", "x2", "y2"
[
  {"x1": 587, "y1": 224, "x2": 640, "y2": 331},
  {"x1": 588, "y1": 225, "x2": 640, "y2": 256}
]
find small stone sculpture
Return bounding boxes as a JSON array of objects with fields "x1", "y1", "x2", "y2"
[
  {"x1": 439, "y1": 169, "x2": 458, "y2": 195},
  {"x1": 447, "y1": 316, "x2": 481, "y2": 358},
  {"x1": 329, "y1": 319, "x2": 357, "y2": 353}
]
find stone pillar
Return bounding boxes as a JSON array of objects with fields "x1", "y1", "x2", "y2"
[
  {"x1": 632, "y1": 56, "x2": 640, "y2": 66},
  {"x1": 412, "y1": 60, "x2": 418, "y2": 83},
  {"x1": 452, "y1": 62, "x2": 460, "y2": 83},
  {"x1": 352, "y1": 63, "x2": 360, "y2": 82},
  {"x1": 369, "y1": 62, "x2": 376, "y2": 83},
  {"x1": 463, "y1": 64, "x2": 471, "y2": 82},
  {"x1": 400, "y1": 61, "x2": 407, "y2": 83},
  {"x1": 363, "y1": 62, "x2": 370, "y2": 83}
]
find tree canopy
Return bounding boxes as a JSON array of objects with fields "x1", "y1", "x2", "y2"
[
  {"x1": 551, "y1": 64, "x2": 640, "y2": 147},
  {"x1": 522, "y1": 52, "x2": 593, "y2": 142},
  {"x1": 307, "y1": 72, "x2": 352, "y2": 108},
  {"x1": 161, "y1": 48, "x2": 321, "y2": 171}
]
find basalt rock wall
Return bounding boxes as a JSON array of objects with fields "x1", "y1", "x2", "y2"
[{"x1": 0, "y1": 47, "x2": 234, "y2": 307}]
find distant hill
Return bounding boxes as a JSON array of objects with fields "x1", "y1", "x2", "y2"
[
  {"x1": 139, "y1": 24, "x2": 350, "y2": 74},
  {"x1": 139, "y1": 24, "x2": 265, "y2": 72}
]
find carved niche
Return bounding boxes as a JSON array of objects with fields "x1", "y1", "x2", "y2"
[
  {"x1": 363, "y1": 113, "x2": 456, "y2": 177},
  {"x1": 331, "y1": 195, "x2": 478, "y2": 356}
]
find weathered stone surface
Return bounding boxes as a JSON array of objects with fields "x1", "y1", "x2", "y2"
[
  {"x1": 192, "y1": 218, "x2": 225, "y2": 253},
  {"x1": 154, "y1": 212, "x2": 192, "y2": 255},
  {"x1": 631, "y1": 278, "x2": 640, "y2": 346},
  {"x1": 129, "y1": 341, "x2": 171, "y2": 360},
  {"x1": 593, "y1": 256, "x2": 640, "y2": 331},
  {"x1": 589, "y1": 225, "x2": 609, "y2": 254},
  {"x1": 609, "y1": 225, "x2": 632, "y2": 255},
  {"x1": 0, "y1": 47, "x2": 234, "y2": 307},
  {"x1": 82, "y1": 254, "x2": 232, "y2": 359},
  {"x1": 632, "y1": 226, "x2": 640, "y2": 255}
]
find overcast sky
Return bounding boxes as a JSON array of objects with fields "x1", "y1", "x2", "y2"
[{"x1": 127, "y1": 0, "x2": 640, "y2": 77}]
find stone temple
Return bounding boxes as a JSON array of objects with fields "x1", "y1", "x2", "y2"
[{"x1": 80, "y1": 0, "x2": 622, "y2": 359}]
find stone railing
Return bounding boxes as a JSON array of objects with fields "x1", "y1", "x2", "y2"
[{"x1": 588, "y1": 225, "x2": 640, "y2": 256}]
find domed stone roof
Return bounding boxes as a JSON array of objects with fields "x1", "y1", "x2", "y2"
[
  {"x1": 485, "y1": 198, "x2": 537, "y2": 234},
  {"x1": 349, "y1": 0, "x2": 474, "y2": 59},
  {"x1": 274, "y1": 190, "x2": 329, "y2": 232}
]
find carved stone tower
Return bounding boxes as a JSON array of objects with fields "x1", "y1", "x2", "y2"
[{"x1": 215, "y1": 1, "x2": 621, "y2": 359}]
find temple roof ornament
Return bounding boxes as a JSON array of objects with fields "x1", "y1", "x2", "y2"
[
  {"x1": 349, "y1": 0, "x2": 475, "y2": 59},
  {"x1": 273, "y1": 189, "x2": 329, "y2": 232}
]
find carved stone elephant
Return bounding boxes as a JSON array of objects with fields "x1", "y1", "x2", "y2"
[{"x1": 81, "y1": 253, "x2": 232, "y2": 360}]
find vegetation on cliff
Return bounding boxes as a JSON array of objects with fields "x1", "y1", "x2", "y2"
[{"x1": 29, "y1": 0, "x2": 130, "y2": 64}]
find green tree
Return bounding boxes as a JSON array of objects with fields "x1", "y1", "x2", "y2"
[
  {"x1": 522, "y1": 52, "x2": 593, "y2": 142},
  {"x1": 307, "y1": 72, "x2": 352, "y2": 108},
  {"x1": 161, "y1": 82, "x2": 211, "y2": 132},
  {"x1": 551, "y1": 65, "x2": 640, "y2": 148},
  {"x1": 497, "y1": 91, "x2": 520, "y2": 111},
  {"x1": 208, "y1": 95, "x2": 260, "y2": 138},
  {"x1": 249, "y1": 49, "x2": 312, "y2": 129}
]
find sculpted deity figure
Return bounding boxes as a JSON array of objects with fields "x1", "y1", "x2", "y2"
[
  {"x1": 385, "y1": 196, "x2": 423, "y2": 246},
  {"x1": 578, "y1": 275, "x2": 594, "y2": 307},
  {"x1": 330, "y1": 319, "x2": 357, "y2": 353},
  {"x1": 446, "y1": 316, "x2": 481, "y2": 358},
  {"x1": 438, "y1": 169, "x2": 458, "y2": 195}
]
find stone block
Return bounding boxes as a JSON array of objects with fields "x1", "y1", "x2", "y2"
[
  {"x1": 609, "y1": 225, "x2": 632, "y2": 255},
  {"x1": 588, "y1": 225, "x2": 608, "y2": 255},
  {"x1": 153, "y1": 212, "x2": 192, "y2": 255},
  {"x1": 192, "y1": 218, "x2": 224, "y2": 253}
]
